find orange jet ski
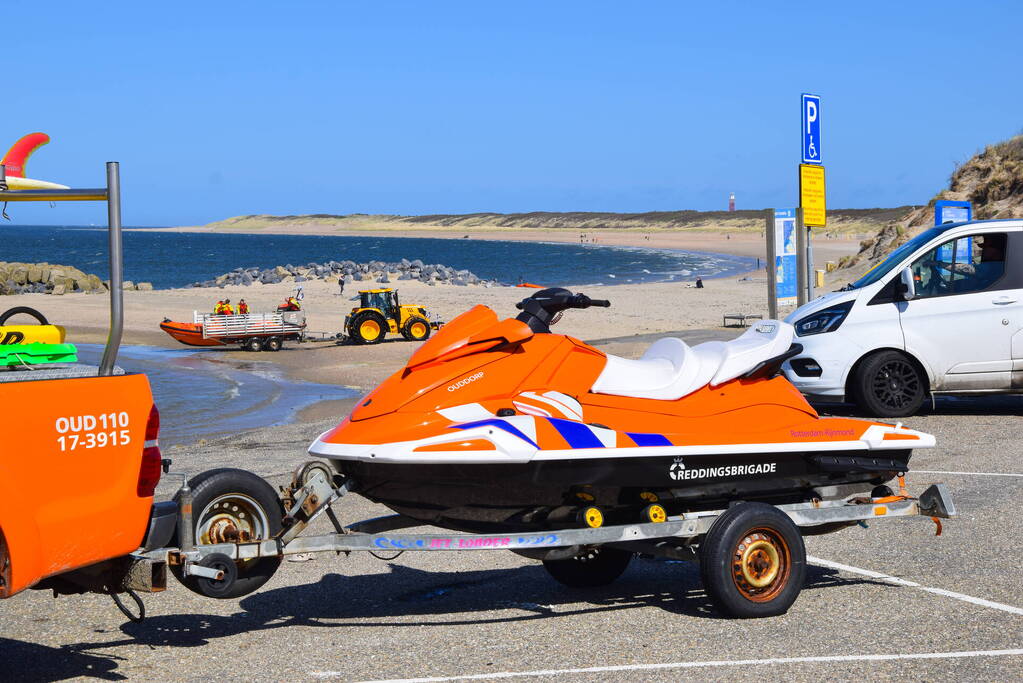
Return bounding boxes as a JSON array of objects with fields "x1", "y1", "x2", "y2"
[{"x1": 309, "y1": 288, "x2": 934, "y2": 534}]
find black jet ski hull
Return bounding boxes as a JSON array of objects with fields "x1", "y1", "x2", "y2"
[{"x1": 337, "y1": 449, "x2": 911, "y2": 533}]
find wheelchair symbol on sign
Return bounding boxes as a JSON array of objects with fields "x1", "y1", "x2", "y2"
[{"x1": 807, "y1": 137, "x2": 818, "y2": 159}]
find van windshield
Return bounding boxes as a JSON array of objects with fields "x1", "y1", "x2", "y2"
[{"x1": 847, "y1": 224, "x2": 960, "y2": 289}]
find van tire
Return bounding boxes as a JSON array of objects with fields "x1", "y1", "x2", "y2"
[{"x1": 853, "y1": 350, "x2": 926, "y2": 417}]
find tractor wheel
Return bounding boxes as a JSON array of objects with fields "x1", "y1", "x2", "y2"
[
  {"x1": 401, "y1": 316, "x2": 431, "y2": 341},
  {"x1": 349, "y1": 311, "x2": 387, "y2": 345}
]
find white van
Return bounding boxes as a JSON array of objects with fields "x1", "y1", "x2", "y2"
[{"x1": 783, "y1": 219, "x2": 1023, "y2": 416}]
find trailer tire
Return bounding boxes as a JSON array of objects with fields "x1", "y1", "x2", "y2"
[
  {"x1": 542, "y1": 545, "x2": 632, "y2": 587},
  {"x1": 172, "y1": 468, "x2": 285, "y2": 599},
  {"x1": 699, "y1": 502, "x2": 805, "y2": 618},
  {"x1": 264, "y1": 336, "x2": 283, "y2": 352},
  {"x1": 0, "y1": 306, "x2": 48, "y2": 325},
  {"x1": 242, "y1": 337, "x2": 263, "y2": 352}
]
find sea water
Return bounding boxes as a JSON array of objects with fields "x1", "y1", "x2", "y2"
[
  {"x1": 74, "y1": 344, "x2": 357, "y2": 447},
  {"x1": 2, "y1": 226, "x2": 755, "y2": 288}
]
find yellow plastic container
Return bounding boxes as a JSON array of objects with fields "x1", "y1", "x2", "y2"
[{"x1": 0, "y1": 324, "x2": 66, "y2": 345}]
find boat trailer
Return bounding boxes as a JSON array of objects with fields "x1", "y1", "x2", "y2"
[{"x1": 128, "y1": 465, "x2": 956, "y2": 618}]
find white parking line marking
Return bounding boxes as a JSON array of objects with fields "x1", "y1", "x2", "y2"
[
  {"x1": 808, "y1": 556, "x2": 1023, "y2": 616},
  {"x1": 912, "y1": 469, "x2": 1023, "y2": 478},
  {"x1": 316, "y1": 648, "x2": 1023, "y2": 681}
]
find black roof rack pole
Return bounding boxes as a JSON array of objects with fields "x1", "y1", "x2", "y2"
[{"x1": 99, "y1": 162, "x2": 122, "y2": 376}]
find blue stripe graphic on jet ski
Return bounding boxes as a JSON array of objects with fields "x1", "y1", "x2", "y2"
[
  {"x1": 626, "y1": 432, "x2": 672, "y2": 447},
  {"x1": 547, "y1": 417, "x2": 605, "y2": 449},
  {"x1": 453, "y1": 419, "x2": 540, "y2": 449}
]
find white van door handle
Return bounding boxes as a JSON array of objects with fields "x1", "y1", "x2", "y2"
[{"x1": 992, "y1": 296, "x2": 1018, "y2": 305}]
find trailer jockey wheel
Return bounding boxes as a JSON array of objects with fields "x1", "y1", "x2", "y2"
[
  {"x1": 193, "y1": 553, "x2": 239, "y2": 599},
  {"x1": 698, "y1": 502, "x2": 805, "y2": 618},
  {"x1": 542, "y1": 546, "x2": 632, "y2": 588}
]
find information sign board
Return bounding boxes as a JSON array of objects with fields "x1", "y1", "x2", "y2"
[
  {"x1": 799, "y1": 164, "x2": 826, "y2": 227},
  {"x1": 774, "y1": 208, "x2": 798, "y2": 306}
]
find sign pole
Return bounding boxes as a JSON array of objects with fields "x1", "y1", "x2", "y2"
[
  {"x1": 766, "y1": 208, "x2": 777, "y2": 320},
  {"x1": 796, "y1": 207, "x2": 807, "y2": 306},
  {"x1": 807, "y1": 227, "x2": 814, "y2": 300}
]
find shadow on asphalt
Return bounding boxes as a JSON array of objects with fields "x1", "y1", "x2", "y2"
[
  {"x1": 2, "y1": 562, "x2": 887, "y2": 681},
  {"x1": 814, "y1": 393, "x2": 1021, "y2": 418}
]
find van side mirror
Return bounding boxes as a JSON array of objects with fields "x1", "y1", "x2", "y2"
[{"x1": 898, "y1": 267, "x2": 916, "y2": 301}]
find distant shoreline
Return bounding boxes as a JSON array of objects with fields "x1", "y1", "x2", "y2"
[{"x1": 143, "y1": 221, "x2": 861, "y2": 265}]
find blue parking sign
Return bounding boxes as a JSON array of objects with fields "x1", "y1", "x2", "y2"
[{"x1": 801, "y1": 93, "x2": 821, "y2": 164}]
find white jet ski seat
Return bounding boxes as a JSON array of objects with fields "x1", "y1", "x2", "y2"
[{"x1": 590, "y1": 320, "x2": 795, "y2": 401}]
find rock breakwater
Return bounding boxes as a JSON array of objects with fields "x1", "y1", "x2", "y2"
[
  {"x1": 192, "y1": 259, "x2": 497, "y2": 289},
  {"x1": 0, "y1": 262, "x2": 107, "y2": 295}
]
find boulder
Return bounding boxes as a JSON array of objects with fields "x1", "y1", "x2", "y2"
[
  {"x1": 137, "y1": 282, "x2": 154, "y2": 291},
  {"x1": 51, "y1": 284, "x2": 66, "y2": 295},
  {"x1": 122, "y1": 281, "x2": 135, "y2": 290}
]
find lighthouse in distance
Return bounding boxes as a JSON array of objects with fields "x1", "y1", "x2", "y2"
[{"x1": 728, "y1": 192, "x2": 736, "y2": 212}]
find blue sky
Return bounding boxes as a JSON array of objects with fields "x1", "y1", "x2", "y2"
[{"x1": 5, "y1": 1, "x2": 1022, "y2": 225}]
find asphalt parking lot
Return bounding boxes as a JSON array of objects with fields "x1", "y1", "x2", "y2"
[{"x1": 1, "y1": 395, "x2": 1021, "y2": 682}]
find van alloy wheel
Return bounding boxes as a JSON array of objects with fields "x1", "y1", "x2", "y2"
[{"x1": 854, "y1": 350, "x2": 926, "y2": 418}]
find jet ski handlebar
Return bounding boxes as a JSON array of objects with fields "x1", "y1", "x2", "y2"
[{"x1": 515, "y1": 288, "x2": 610, "y2": 333}]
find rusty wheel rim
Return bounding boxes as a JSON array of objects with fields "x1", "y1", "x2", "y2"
[
  {"x1": 197, "y1": 493, "x2": 270, "y2": 557},
  {"x1": 730, "y1": 527, "x2": 791, "y2": 602}
]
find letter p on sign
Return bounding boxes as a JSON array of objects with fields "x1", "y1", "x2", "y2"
[{"x1": 801, "y1": 93, "x2": 821, "y2": 164}]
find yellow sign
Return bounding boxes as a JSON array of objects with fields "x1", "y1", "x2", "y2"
[{"x1": 799, "y1": 164, "x2": 826, "y2": 227}]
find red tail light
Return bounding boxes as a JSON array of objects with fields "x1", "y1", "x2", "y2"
[{"x1": 138, "y1": 403, "x2": 162, "y2": 497}]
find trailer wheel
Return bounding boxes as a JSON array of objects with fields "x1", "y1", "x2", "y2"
[
  {"x1": 172, "y1": 468, "x2": 285, "y2": 599},
  {"x1": 242, "y1": 337, "x2": 263, "y2": 352},
  {"x1": 264, "y1": 336, "x2": 283, "y2": 352},
  {"x1": 699, "y1": 502, "x2": 805, "y2": 618},
  {"x1": 542, "y1": 546, "x2": 632, "y2": 587}
]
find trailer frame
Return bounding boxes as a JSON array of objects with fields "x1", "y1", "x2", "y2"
[{"x1": 136, "y1": 468, "x2": 956, "y2": 581}]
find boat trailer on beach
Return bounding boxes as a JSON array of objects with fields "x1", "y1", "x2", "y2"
[
  {"x1": 126, "y1": 464, "x2": 955, "y2": 619},
  {"x1": 160, "y1": 311, "x2": 307, "y2": 351}
]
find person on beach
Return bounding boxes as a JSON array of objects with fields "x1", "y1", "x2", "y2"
[
  {"x1": 337, "y1": 276, "x2": 345, "y2": 296},
  {"x1": 695, "y1": 277, "x2": 704, "y2": 289},
  {"x1": 214, "y1": 300, "x2": 224, "y2": 314},
  {"x1": 237, "y1": 299, "x2": 249, "y2": 315},
  {"x1": 221, "y1": 298, "x2": 234, "y2": 315}
]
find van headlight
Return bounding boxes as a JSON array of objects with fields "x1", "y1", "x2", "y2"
[{"x1": 794, "y1": 301, "x2": 854, "y2": 336}]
